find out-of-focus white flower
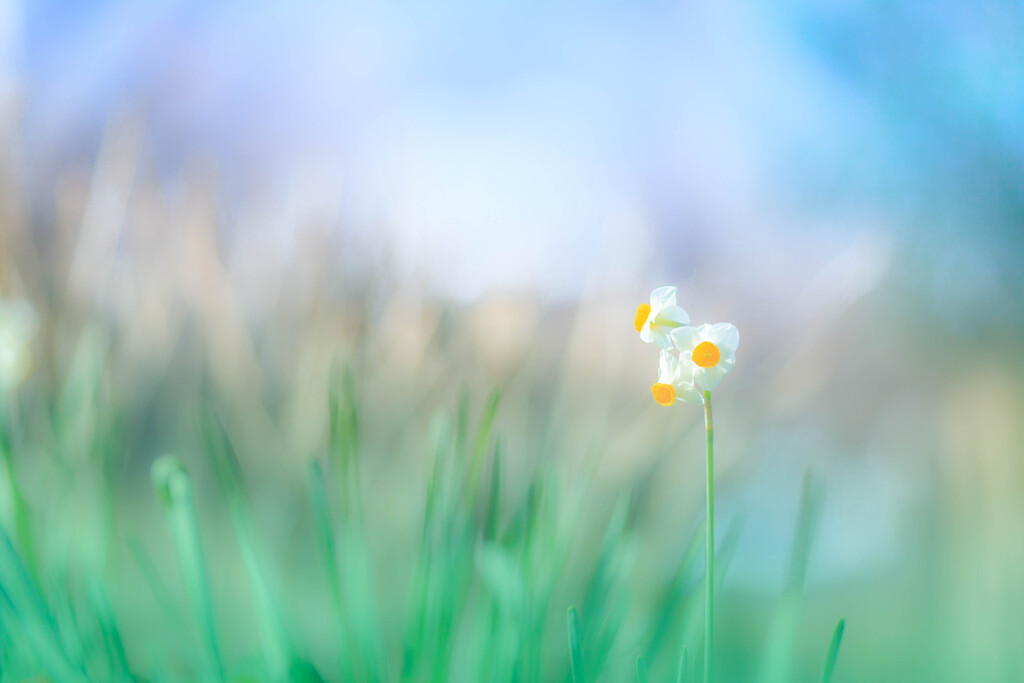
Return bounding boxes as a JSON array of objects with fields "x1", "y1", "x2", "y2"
[
  {"x1": 0, "y1": 300, "x2": 39, "y2": 395},
  {"x1": 650, "y1": 349, "x2": 702, "y2": 406},
  {"x1": 670, "y1": 323, "x2": 739, "y2": 391},
  {"x1": 633, "y1": 286, "x2": 690, "y2": 349}
]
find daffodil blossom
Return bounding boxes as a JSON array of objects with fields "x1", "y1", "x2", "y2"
[
  {"x1": 650, "y1": 349, "x2": 702, "y2": 406},
  {"x1": 670, "y1": 322, "x2": 739, "y2": 391},
  {"x1": 0, "y1": 300, "x2": 38, "y2": 395},
  {"x1": 633, "y1": 286, "x2": 690, "y2": 349},
  {"x1": 636, "y1": 290, "x2": 738, "y2": 683}
]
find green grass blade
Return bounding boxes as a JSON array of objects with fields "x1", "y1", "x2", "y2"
[
  {"x1": 423, "y1": 519, "x2": 475, "y2": 682},
  {"x1": 568, "y1": 493, "x2": 633, "y2": 678},
  {"x1": 464, "y1": 388, "x2": 500, "y2": 506},
  {"x1": 152, "y1": 456, "x2": 224, "y2": 683},
  {"x1": 342, "y1": 364, "x2": 360, "y2": 455},
  {"x1": 310, "y1": 454, "x2": 384, "y2": 683},
  {"x1": 820, "y1": 618, "x2": 845, "y2": 683},
  {"x1": 337, "y1": 526, "x2": 386, "y2": 683},
  {"x1": 232, "y1": 513, "x2": 291, "y2": 682},
  {"x1": 0, "y1": 527, "x2": 87, "y2": 681},
  {"x1": 307, "y1": 460, "x2": 353, "y2": 680},
  {"x1": 146, "y1": 642, "x2": 174, "y2": 683},
  {"x1": 49, "y1": 571, "x2": 87, "y2": 672},
  {"x1": 401, "y1": 413, "x2": 452, "y2": 680},
  {"x1": 454, "y1": 390, "x2": 470, "y2": 461},
  {"x1": 589, "y1": 586, "x2": 630, "y2": 677},
  {"x1": 567, "y1": 605, "x2": 585, "y2": 683},
  {"x1": 332, "y1": 370, "x2": 386, "y2": 681},
  {"x1": 127, "y1": 537, "x2": 187, "y2": 635},
  {"x1": 759, "y1": 472, "x2": 822, "y2": 683},
  {"x1": 290, "y1": 657, "x2": 330, "y2": 682},
  {"x1": 422, "y1": 413, "x2": 452, "y2": 538},
  {"x1": 581, "y1": 493, "x2": 631, "y2": 635},
  {"x1": 644, "y1": 522, "x2": 703, "y2": 666},
  {"x1": 678, "y1": 516, "x2": 745, "y2": 663},
  {"x1": 677, "y1": 646, "x2": 688, "y2": 683},
  {"x1": 0, "y1": 423, "x2": 35, "y2": 578},
  {"x1": 636, "y1": 655, "x2": 649, "y2": 683},
  {"x1": 87, "y1": 578, "x2": 130, "y2": 680},
  {"x1": 522, "y1": 474, "x2": 545, "y2": 563},
  {"x1": 714, "y1": 514, "x2": 745, "y2": 586},
  {"x1": 475, "y1": 542, "x2": 525, "y2": 621},
  {"x1": 196, "y1": 409, "x2": 243, "y2": 504},
  {"x1": 484, "y1": 440, "x2": 502, "y2": 541},
  {"x1": 198, "y1": 408, "x2": 291, "y2": 682},
  {"x1": 328, "y1": 364, "x2": 362, "y2": 520}
]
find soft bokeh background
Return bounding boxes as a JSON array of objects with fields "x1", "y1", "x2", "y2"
[{"x1": 1, "y1": 1, "x2": 1023, "y2": 681}]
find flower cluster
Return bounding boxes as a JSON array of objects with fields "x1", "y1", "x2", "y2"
[{"x1": 633, "y1": 286, "x2": 738, "y2": 406}]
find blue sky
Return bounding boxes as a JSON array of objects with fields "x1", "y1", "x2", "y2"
[{"x1": 7, "y1": 1, "x2": 1024, "y2": 305}]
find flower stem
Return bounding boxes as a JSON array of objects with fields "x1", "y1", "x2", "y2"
[{"x1": 702, "y1": 389, "x2": 714, "y2": 683}]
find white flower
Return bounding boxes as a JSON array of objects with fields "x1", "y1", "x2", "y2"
[
  {"x1": 670, "y1": 322, "x2": 739, "y2": 391},
  {"x1": 633, "y1": 286, "x2": 690, "y2": 349},
  {"x1": 650, "y1": 349, "x2": 702, "y2": 406},
  {"x1": 0, "y1": 300, "x2": 38, "y2": 395}
]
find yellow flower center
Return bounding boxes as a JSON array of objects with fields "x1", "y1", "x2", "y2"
[
  {"x1": 691, "y1": 341, "x2": 720, "y2": 368},
  {"x1": 651, "y1": 382, "x2": 675, "y2": 406},
  {"x1": 633, "y1": 304, "x2": 651, "y2": 332}
]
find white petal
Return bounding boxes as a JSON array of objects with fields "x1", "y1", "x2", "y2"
[
  {"x1": 717, "y1": 354, "x2": 735, "y2": 373},
  {"x1": 706, "y1": 323, "x2": 739, "y2": 354},
  {"x1": 680, "y1": 356, "x2": 699, "y2": 387},
  {"x1": 658, "y1": 350, "x2": 678, "y2": 383},
  {"x1": 670, "y1": 325, "x2": 702, "y2": 353},
  {"x1": 668, "y1": 354, "x2": 688, "y2": 385},
  {"x1": 675, "y1": 345, "x2": 699, "y2": 377},
  {"x1": 650, "y1": 326, "x2": 673, "y2": 349},
  {"x1": 649, "y1": 286, "x2": 677, "y2": 311},
  {"x1": 674, "y1": 381, "x2": 703, "y2": 404},
  {"x1": 656, "y1": 304, "x2": 690, "y2": 326},
  {"x1": 695, "y1": 365, "x2": 727, "y2": 391},
  {"x1": 638, "y1": 319, "x2": 656, "y2": 344}
]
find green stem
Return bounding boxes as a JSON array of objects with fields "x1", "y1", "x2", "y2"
[{"x1": 702, "y1": 390, "x2": 714, "y2": 683}]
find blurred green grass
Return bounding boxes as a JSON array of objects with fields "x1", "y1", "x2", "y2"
[
  {"x1": 0, "y1": 353, "x2": 845, "y2": 682},
  {"x1": 2, "y1": 124, "x2": 1024, "y2": 682}
]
